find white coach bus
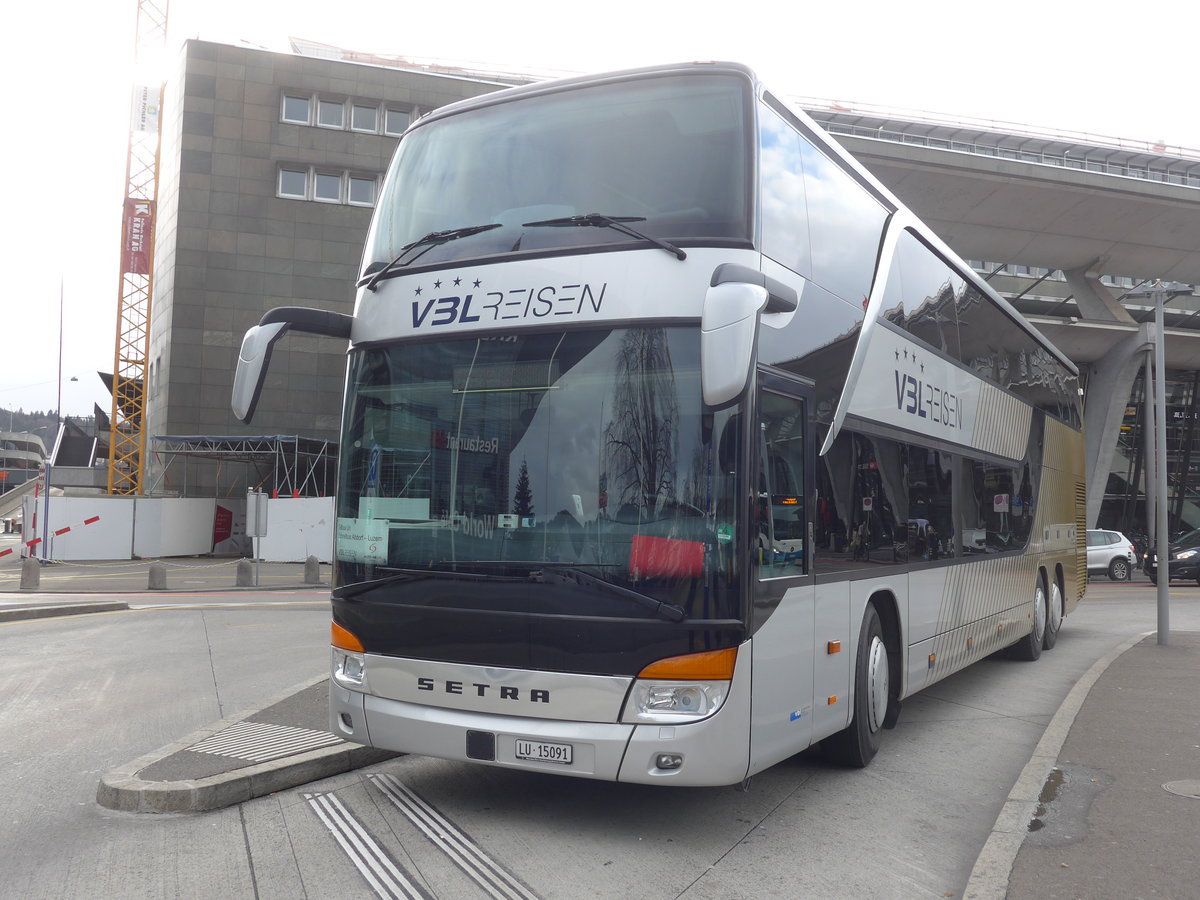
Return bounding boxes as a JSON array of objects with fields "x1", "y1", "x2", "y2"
[{"x1": 233, "y1": 62, "x2": 1086, "y2": 786}]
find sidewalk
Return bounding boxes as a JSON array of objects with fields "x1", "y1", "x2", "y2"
[
  {"x1": 0, "y1": 554, "x2": 330, "y2": 611},
  {"x1": 968, "y1": 631, "x2": 1200, "y2": 899}
]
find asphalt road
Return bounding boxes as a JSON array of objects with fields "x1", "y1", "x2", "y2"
[{"x1": 0, "y1": 578, "x2": 1195, "y2": 899}]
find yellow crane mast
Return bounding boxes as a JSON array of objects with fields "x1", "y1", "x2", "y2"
[{"x1": 107, "y1": 0, "x2": 168, "y2": 495}]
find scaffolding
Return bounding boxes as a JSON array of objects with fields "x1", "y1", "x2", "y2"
[{"x1": 147, "y1": 435, "x2": 337, "y2": 499}]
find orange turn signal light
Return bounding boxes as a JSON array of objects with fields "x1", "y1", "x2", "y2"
[
  {"x1": 637, "y1": 646, "x2": 737, "y2": 680},
  {"x1": 331, "y1": 621, "x2": 364, "y2": 652}
]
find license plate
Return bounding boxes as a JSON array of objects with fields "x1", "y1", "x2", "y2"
[{"x1": 514, "y1": 739, "x2": 573, "y2": 765}]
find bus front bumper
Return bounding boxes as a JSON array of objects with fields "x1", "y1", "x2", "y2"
[{"x1": 330, "y1": 681, "x2": 751, "y2": 786}]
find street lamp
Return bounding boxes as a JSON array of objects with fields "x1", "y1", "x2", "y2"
[{"x1": 1125, "y1": 280, "x2": 1194, "y2": 645}]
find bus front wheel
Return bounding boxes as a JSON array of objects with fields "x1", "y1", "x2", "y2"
[{"x1": 822, "y1": 604, "x2": 888, "y2": 768}]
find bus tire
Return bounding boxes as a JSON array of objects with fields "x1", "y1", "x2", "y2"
[
  {"x1": 1011, "y1": 572, "x2": 1047, "y2": 661},
  {"x1": 822, "y1": 604, "x2": 888, "y2": 768},
  {"x1": 1042, "y1": 576, "x2": 1063, "y2": 651}
]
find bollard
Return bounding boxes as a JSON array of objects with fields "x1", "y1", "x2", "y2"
[
  {"x1": 148, "y1": 562, "x2": 167, "y2": 591},
  {"x1": 236, "y1": 559, "x2": 254, "y2": 587},
  {"x1": 304, "y1": 555, "x2": 320, "y2": 584},
  {"x1": 20, "y1": 556, "x2": 40, "y2": 591}
]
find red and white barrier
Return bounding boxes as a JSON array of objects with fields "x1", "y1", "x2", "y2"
[{"x1": 2, "y1": 514, "x2": 101, "y2": 559}]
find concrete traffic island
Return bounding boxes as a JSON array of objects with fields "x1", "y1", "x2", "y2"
[{"x1": 96, "y1": 674, "x2": 396, "y2": 814}]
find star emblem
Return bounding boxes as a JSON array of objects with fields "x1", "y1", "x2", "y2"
[
  {"x1": 433, "y1": 280, "x2": 442, "y2": 289},
  {"x1": 473, "y1": 279, "x2": 482, "y2": 288},
  {"x1": 453, "y1": 277, "x2": 462, "y2": 286},
  {"x1": 414, "y1": 286, "x2": 422, "y2": 296}
]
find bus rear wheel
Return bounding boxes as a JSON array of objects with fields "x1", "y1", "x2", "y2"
[
  {"x1": 1042, "y1": 577, "x2": 1063, "y2": 650},
  {"x1": 822, "y1": 605, "x2": 888, "y2": 767},
  {"x1": 1011, "y1": 573, "x2": 1046, "y2": 661}
]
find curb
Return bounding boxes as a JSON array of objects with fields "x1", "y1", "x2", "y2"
[
  {"x1": 0, "y1": 601, "x2": 129, "y2": 622},
  {"x1": 96, "y1": 673, "x2": 397, "y2": 813},
  {"x1": 1, "y1": 583, "x2": 329, "y2": 597},
  {"x1": 962, "y1": 631, "x2": 1151, "y2": 900}
]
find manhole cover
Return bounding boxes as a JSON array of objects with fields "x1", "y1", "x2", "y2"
[{"x1": 1163, "y1": 780, "x2": 1200, "y2": 799}]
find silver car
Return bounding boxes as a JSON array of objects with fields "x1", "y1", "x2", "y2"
[{"x1": 1086, "y1": 529, "x2": 1136, "y2": 581}]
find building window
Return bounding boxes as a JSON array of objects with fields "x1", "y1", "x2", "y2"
[
  {"x1": 279, "y1": 168, "x2": 308, "y2": 199},
  {"x1": 283, "y1": 88, "x2": 414, "y2": 136},
  {"x1": 282, "y1": 94, "x2": 310, "y2": 124},
  {"x1": 348, "y1": 175, "x2": 376, "y2": 206},
  {"x1": 384, "y1": 107, "x2": 411, "y2": 135},
  {"x1": 278, "y1": 166, "x2": 379, "y2": 207},
  {"x1": 351, "y1": 104, "x2": 379, "y2": 133},
  {"x1": 314, "y1": 172, "x2": 343, "y2": 202},
  {"x1": 317, "y1": 99, "x2": 345, "y2": 129}
]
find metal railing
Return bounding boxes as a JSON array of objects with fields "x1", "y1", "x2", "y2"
[{"x1": 799, "y1": 98, "x2": 1200, "y2": 191}]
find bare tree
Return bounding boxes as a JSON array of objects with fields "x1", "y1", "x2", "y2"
[{"x1": 604, "y1": 329, "x2": 679, "y2": 512}]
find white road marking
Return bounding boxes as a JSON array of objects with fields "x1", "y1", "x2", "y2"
[
  {"x1": 305, "y1": 791, "x2": 430, "y2": 900},
  {"x1": 370, "y1": 772, "x2": 540, "y2": 900}
]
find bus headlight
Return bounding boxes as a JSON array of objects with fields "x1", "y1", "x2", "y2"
[
  {"x1": 333, "y1": 649, "x2": 366, "y2": 688},
  {"x1": 621, "y1": 646, "x2": 738, "y2": 724},
  {"x1": 623, "y1": 679, "x2": 729, "y2": 723}
]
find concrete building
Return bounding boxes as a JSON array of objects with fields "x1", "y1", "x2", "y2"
[{"x1": 144, "y1": 39, "x2": 508, "y2": 495}]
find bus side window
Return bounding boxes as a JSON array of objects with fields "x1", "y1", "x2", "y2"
[{"x1": 757, "y1": 391, "x2": 807, "y2": 577}]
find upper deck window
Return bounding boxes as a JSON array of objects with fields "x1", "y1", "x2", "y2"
[
  {"x1": 363, "y1": 73, "x2": 752, "y2": 276},
  {"x1": 759, "y1": 100, "x2": 888, "y2": 305}
]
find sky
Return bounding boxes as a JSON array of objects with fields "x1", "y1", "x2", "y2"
[{"x1": 3, "y1": 0, "x2": 1197, "y2": 419}]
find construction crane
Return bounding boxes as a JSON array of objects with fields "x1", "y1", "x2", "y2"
[{"x1": 107, "y1": 0, "x2": 169, "y2": 495}]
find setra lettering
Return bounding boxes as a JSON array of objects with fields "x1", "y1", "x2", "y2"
[{"x1": 415, "y1": 676, "x2": 552, "y2": 702}]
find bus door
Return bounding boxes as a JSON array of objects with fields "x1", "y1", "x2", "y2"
[{"x1": 749, "y1": 369, "x2": 817, "y2": 770}]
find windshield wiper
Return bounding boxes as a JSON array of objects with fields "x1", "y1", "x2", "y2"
[
  {"x1": 336, "y1": 561, "x2": 687, "y2": 622},
  {"x1": 362, "y1": 223, "x2": 503, "y2": 292},
  {"x1": 334, "y1": 565, "x2": 519, "y2": 599},
  {"x1": 530, "y1": 565, "x2": 687, "y2": 622},
  {"x1": 522, "y1": 213, "x2": 686, "y2": 260}
]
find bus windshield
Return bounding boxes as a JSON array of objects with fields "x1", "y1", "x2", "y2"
[
  {"x1": 336, "y1": 327, "x2": 742, "y2": 622},
  {"x1": 362, "y1": 73, "x2": 751, "y2": 276}
]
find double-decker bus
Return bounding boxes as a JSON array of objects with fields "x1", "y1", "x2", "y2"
[{"x1": 233, "y1": 62, "x2": 1085, "y2": 787}]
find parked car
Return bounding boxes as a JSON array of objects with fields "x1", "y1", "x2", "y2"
[
  {"x1": 1086, "y1": 529, "x2": 1136, "y2": 581},
  {"x1": 1143, "y1": 528, "x2": 1200, "y2": 585}
]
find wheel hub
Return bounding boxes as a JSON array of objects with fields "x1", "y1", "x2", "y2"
[
  {"x1": 1033, "y1": 584, "x2": 1047, "y2": 641},
  {"x1": 866, "y1": 636, "x2": 889, "y2": 733}
]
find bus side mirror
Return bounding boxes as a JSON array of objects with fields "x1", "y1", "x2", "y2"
[
  {"x1": 231, "y1": 306, "x2": 353, "y2": 423},
  {"x1": 701, "y1": 282, "x2": 769, "y2": 407},
  {"x1": 232, "y1": 322, "x2": 290, "y2": 423}
]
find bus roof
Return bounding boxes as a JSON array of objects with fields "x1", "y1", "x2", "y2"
[
  {"x1": 393, "y1": 60, "x2": 1078, "y2": 377},
  {"x1": 412, "y1": 61, "x2": 759, "y2": 128}
]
